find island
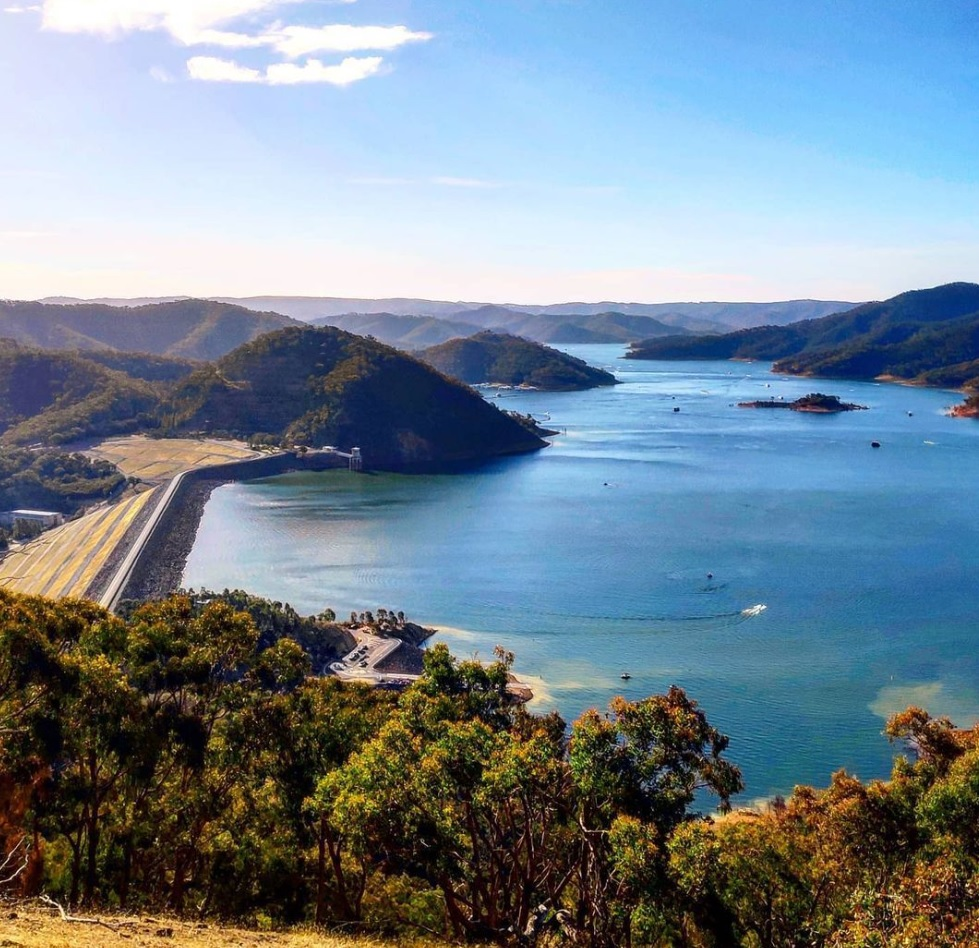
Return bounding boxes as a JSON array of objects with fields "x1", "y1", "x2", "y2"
[{"x1": 738, "y1": 392, "x2": 868, "y2": 412}]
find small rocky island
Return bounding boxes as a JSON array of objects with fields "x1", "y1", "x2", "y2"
[{"x1": 738, "y1": 392, "x2": 868, "y2": 413}]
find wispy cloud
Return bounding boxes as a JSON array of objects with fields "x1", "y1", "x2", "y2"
[
  {"x1": 270, "y1": 24, "x2": 431, "y2": 58},
  {"x1": 348, "y1": 175, "x2": 508, "y2": 190},
  {"x1": 4, "y1": 4, "x2": 41, "y2": 12},
  {"x1": 30, "y1": 1, "x2": 431, "y2": 87},
  {"x1": 431, "y1": 177, "x2": 504, "y2": 189}
]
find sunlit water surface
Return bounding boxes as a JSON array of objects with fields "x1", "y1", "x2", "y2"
[{"x1": 184, "y1": 346, "x2": 979, "y2": 802}]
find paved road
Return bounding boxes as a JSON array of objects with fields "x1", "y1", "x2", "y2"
[{"x1": 98, "y1": 469, "x2": 190, "y2": 612}]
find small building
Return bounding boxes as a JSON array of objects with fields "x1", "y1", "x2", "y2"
[{"x1": 0, "y1": 509, "x2": 64, "y2": 530}]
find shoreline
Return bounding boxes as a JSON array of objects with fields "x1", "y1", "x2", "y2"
[{"x1": 110, "y1": 451, "x2": 350, "y2": 607}]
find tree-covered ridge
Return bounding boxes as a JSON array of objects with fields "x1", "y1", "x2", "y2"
[
  {"x1": 78, "y1": 350, "x2": 198, "y2": 383},
  {"x1": 0, "y1": 299, "x2": 298, "y2": 360},
  {"x1": 4, "y1": 588, "x2": 979, "y2": 944},
  {"x1": 0, "y1": 448, "x2": 124, "y2": 516},
  {"x1": 417, "y1": 331, "x2": 619, "y2": 391},
  {"x1": 626, "y1": 282, "x2": 979, "y2": 390},
  {"x1": 0, "y1": 343, "x2": 159, "y2": 446},
  {"x1": 162, "y1": 325, "x2": 545, "y2": 467}
]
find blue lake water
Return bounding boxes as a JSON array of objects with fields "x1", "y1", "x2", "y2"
[{"x1": 184, "y1": 346, "x2": 979, "y2": 803}]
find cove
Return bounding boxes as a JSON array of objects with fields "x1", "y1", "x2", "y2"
[{"x1": 184, "y1": 345, "x2": 979, "y2": 802}]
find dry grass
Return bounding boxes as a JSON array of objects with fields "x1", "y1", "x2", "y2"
[
  {"x1": 88, "y1": 437, "x2": 259, "y2": 484},
  {"x1": 0, "y1": 903, "x2": 442, "y2": 948},
  {"x1": 0, "y1": 489, "x2": 157, "y2": 599}
]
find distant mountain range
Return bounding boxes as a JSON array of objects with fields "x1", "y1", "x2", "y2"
[
  {"x1": 38, "y1": 295, "x2": 857, "y2": 334},
  {"x1": 2, "y1": 299, "x2": 298, "y2": 360},
  {"x1": 308, "y1": 308, "x2": 688, "y2": 348},
  {"x1": 627, "y1": 282, "x2": 979, "y2": 392}
]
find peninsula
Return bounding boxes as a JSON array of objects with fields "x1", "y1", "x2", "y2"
[{"x1": 417, "y1": 330, "x2": 618, "y2": 391}]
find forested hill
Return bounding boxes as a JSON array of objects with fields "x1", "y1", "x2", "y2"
[
  {"x1": 626, "y1": 282, "x2": 979, "y2": 389},
  {"x1": 418, "y1": 331, "x2": 618, "y2": 390},
  {"x1": 0, "y1": 341, "x2": 159, "y2": 446},
  {"x1": 0, "y1": 299, "x2": 298, "y2": 360},
  {"x1": 163, "y1": 325, "x2": 545, "y2": 467}
]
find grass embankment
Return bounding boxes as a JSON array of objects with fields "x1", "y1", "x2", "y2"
[
  {"x1": 88, "y1": 435, "x2": 260, "y2": 483},
  {"x1": 0, "y1": 437, "x2": 261, "y2": 601},
  {"x1": 0, "y1": 489, "x2": 157, "y2": 598},
  {"x1": 1, "y1": 904, "x2": 438, "y2": 948}
]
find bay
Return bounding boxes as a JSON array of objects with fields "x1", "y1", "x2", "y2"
[{"x1": 183, "y1": 345, "x2": 979, "y2": 802}]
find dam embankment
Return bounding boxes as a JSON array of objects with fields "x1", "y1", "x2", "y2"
[{"x1": 103, "y1": 451, "x2": 349, "y2": 609}]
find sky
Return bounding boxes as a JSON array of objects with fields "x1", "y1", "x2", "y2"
[{"x1": 1, "y1": 0, "x2": 978, "y2": 304}]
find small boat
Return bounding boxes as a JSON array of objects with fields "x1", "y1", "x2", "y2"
[
  {"x1": 620, "y1": 672, "x2": 632, "y2": 680},
  {"x1": 871, "y1": 441, "x2": 881, "y2": 448}
]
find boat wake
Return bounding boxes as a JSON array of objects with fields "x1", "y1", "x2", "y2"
[{"x1": 542, "y1": 603, "x2": 769, "y2": 626}]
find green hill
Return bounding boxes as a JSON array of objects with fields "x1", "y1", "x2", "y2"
[
  {"x1": 0, "y1": 447, "x2": 125, "y2": 518},
  {"x1": 162, "y1": 325, "x2": 546, "y2": 467},
  {"x1": 627, "y1": 283, "x2": 979, "y2": 390},
  {"x1": 0, "y1": 342, "x2": 159, "y2": 446},
  {"x1": 76, "y1": 350, "x2": 198, "y2": 382},
  {"x1": 418, "y1": 331, "x2": 618, "y2": 390},
  {"x1": 0, "y1": 299, "x2": 298, "y2": 360}
]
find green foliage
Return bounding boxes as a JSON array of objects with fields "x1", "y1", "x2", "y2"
[
  {"x1": 0, "y1": 344, "x2": 159, "y2": 446},
  {"x1": 7, "y1": 590, "x2": 979, "y2": 944},
  {"x1": 418, "y1": 331, "x2": 618, "y2": 391},
  {"x1": 0, "y1": 447, "x2": 125, "y2": 515},
  {"x1": 162, "y1": 325, "x2": 545, "y2": 467}
]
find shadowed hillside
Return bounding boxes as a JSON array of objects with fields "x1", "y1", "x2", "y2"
[
  {"x1": 0, "y1": 341, "x2": 159, "y2": 446},
  {"x1": 418, "y1": 331, "x2": 618, "y2": 390},
  {"x1": 162, "y1": 325, "x2": 546, "y2": 467}
]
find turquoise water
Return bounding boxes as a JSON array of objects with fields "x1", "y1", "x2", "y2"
[{"x1": 184, "y1": 346, "x2": 979, "y2": 802}]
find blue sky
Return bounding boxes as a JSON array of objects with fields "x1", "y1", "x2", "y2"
[{"x1": 2, "y1": 0, "x2": 978, "y2": 303}]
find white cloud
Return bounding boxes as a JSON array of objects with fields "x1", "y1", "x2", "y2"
[
  {"x1": 37, "y1": 1, "x2": 431, "y2": 52},
  {"x1": 36, "y1": 1, "x2": 430, "y2": 89},
  {"x1": 267, "y1": 55, "x2": 382, "y2": 85},
  {"x1": 149, "y1": 65, "x2": 174, "y2": 82},
  {"x1": 188, "y1": 53, "x2": 381, "y2": 86},
  {"x1": 187, "y1": 55, "x2": 262, "y2": 83},
  {"x1": 271, "y1": 24, "x2": 431, "y2": 57},
  {"x1": 4, "y1": 3, "x2": 41, "y2": 11},
  {"x1": 40, "y1": 0, "x2": 284, "y2": 39}
]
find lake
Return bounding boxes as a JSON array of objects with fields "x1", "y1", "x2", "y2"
[{"x1": 184, "y1": 346, "x2": 979, "y2": 803}]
